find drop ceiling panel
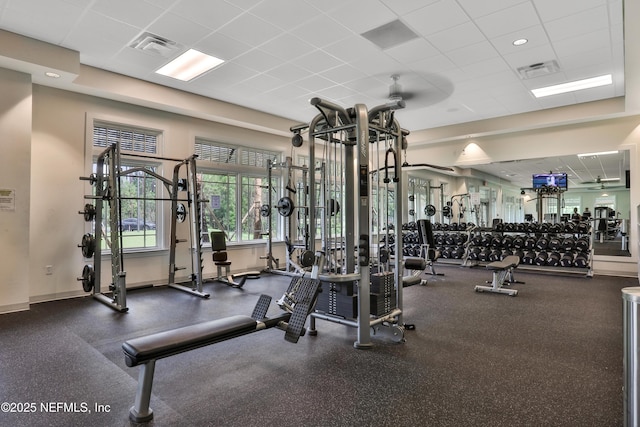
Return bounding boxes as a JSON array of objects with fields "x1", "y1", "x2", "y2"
[
  {"x1": 288, "y1": 15, "x2": 353, "y2": 49},
  {"x1": 455, "y1": 0, "x2": 530, "y2": 19},
  {"x1": 403, "y1": 1, "x2": 470, "y2": 37},
  {"x1": 544, "y1": 6, "x2": 610, "y2": 42},
  {"x1": 331, "y1": 0, "x2": 398, "y2": 34},
  {"x1": 194, "y1": 33, "x2": 251, "y2": 61},
  {"x1": 384, "y1": 38, "x2": 440, "y2": 64},
  {"x1": 532, "y1": 0, "x2": 606, "y2": 22},
  {"x1": 446, "y1": 41, "x2": 500, "y2": 67},
  {"x1": 427, "y1": 21, "x2": 487, "y2": 52},
  {"x1": 233, "y1": 49, "x2": 283, "y2": 73},
  {"x1": 490, "y1": 25, "x2": 551, "y2": 56},
  {"x1": 249, "y1": 0, "x2": 319, "y2": 30},
  {"x1": 170, "y1": 0, "x2": 244, "y2": 31},
  {"x1": 475, "y1": 2, "x2": 541, "y2": 38},
  {"x1": 91, "y1": 0, "x2": 164, "y2": 28},
  {"x1": 217, "y1": 13, "x2": 281, "y2": 46}
]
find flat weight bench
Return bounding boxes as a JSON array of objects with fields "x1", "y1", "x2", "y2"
[
  {"x1": 122, "y1": 255, "x2": 324, "y2": 423},
  {"x1": 474, "y1": 255, "x2": 523, "y2": 297}
]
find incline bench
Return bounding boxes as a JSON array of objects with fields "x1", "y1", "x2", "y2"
[
  {"x1": 122, "y1": 266, "x2": 322, "y2": 423},
  {"x1": 474, "y1": 255, "x2": 523, "y2": 297}
]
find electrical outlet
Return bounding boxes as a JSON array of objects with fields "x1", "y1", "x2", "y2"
[{"x1": 45, "y1": 265, "x2": 53, "y2": 275}]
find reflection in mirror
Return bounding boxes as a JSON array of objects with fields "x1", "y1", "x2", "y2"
[{"x1": 405, "y1": 150, "x2": 630, "y2": 257}]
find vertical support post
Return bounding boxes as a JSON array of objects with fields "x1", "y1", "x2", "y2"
[
  {"x1": 187, "y1": 155, "x2": 205, "y2": 293},
  {"x1": 354, "y1": 103, "x2": 372, "y2": 349},
  {"x1": 168, "y1": 160, "x2": 185, "y2": 286},
  {"x1": 129, "y1": 360, "x2": 156, "y2": 423},
  {"x1": 623, "y1": 287, "x2": 640, "y2": 427}
]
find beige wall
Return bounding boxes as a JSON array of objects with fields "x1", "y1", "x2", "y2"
[{"x1": 0, "y1": 68, "x2": 32, "y2": 313}]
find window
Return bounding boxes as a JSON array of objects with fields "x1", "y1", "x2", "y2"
[
  {"x1": 196, "y1": 138, "x2": 281, "y2": 242},
  {"x1": 91, "y1": 122, "x2": 162, "y2": 251},
  {"x1": 93, "y1": 124, "x2": 158, "y2": 154}
]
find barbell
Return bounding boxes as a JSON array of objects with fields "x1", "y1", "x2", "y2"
[{"x1": 260, "y1": 197, "x2": 341, "y2": 218}]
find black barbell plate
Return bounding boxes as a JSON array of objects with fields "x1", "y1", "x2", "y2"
[
  {"x1": 424, "y1": 204, "x2": 436, "y2": 217},
  {"x1": 260, "y1": 204, "x2": 271, "y2": 217},
  {"x1": 277, "y1": 196, "x2": 295, "y2": 217},
  {"x1": 80, "y1": 233, "x2": 96, "y2": 258}
]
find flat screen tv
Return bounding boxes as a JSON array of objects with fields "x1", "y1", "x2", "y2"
[{"x1": 532, "y1": 172, "x2": 568, "y2": 190}]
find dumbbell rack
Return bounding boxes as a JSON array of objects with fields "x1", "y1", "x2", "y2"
[{"x1": 449, "y1": 221, "x2": 595, "y2": 277}]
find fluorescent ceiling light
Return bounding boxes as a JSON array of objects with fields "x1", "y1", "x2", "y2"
[
  {"x1": 156, "y1": 49, "x2": 224, "y2": 81},
  {"x1": 577, "y1": 150, "x2": 619, "y2": 157},
  {"x1": 531, "y1": 74, "x2": 612, "y2": 98}
]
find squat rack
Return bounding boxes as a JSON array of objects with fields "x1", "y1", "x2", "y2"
[{"x1": 78, "y1": 145, "x2": 209, "y2": 312}]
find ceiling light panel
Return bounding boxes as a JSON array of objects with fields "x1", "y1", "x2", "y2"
[
  {"x1": 531, "y1": 74, "x2": 612, "y2": 97},
  {"x1": 156, "y1": 49, "x2": 224, "y2": 81}
]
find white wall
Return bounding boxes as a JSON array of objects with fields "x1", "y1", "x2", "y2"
[{"x1": 0, "y1": 68, "x2": 32, "y2": 312}]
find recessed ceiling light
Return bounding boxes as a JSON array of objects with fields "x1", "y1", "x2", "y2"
[
  {"x1": 156, "y1": 49, "x2": 224, "y2": 82},
  {"x1": 512, "y1": 38, "x2": 528, "y2": 46},
  {"x1": 45, "y1": 71, "x2": 60, "y2": 78},
  {"x1": 531, "y1": 74, "x2": 613, "y2": 98}
]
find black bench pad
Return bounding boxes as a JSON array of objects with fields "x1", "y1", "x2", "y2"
[
  {"x1": 486, "y1": 255, "x2": 519, "y2": 271},
  {"x1": 122, "y1": 315, "x2": 258, "y2": 367}
]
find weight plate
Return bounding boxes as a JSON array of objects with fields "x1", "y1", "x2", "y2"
[
  {"x1": 424, "y1": 204, "x2": 436, "y2": 217},
  {"x1": 300, "y1": 250, "x2": 315, "y2": 267},
  {"x1": 80, "y1": 233, "x2": 96, "y2": 258},
  {"x1": 260, "y1": 204, "x2": 271, "y2": 217},
  {"x1": 80, "y1": 264, "x2": 95, "y2": 292},
  {"x1": 277, "y1": 196, "x2": 295, "y2": 217},
  {"x1": 327, "y1": 198, "x2": 340, "y2": 216},
  {"x1": 83, "y1": 204, "x2": 96, "y2": 222},
  {"x1": 176, "y1": 203, "x2": 187, "y2": 223}
]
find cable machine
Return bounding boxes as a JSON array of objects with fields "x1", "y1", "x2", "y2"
[{"x1": 290, "y1": 97, "x2": 408, "y2": 348}]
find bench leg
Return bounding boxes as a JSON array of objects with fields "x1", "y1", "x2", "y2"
[
  {"x1": 475, "y1": 269, "x2": 518, "y2": 296},
  {"x1": 130, "y1": 360, "x2": 156, "y2": 423}
]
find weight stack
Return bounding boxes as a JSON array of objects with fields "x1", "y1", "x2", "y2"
[
  {"x1": 371, "y1": 272, "x2": 395, "y2": 294},
  {"x1": 370, "y1": 292, "x2": 397, "y2": 316},
  {"x1": 315, "y1": 279, "x2": 357, "y2": 318},
  {"x1": 370, "y1": 271, "x2": 396, "y2": 316}
]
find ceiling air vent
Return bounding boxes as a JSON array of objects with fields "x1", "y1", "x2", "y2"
[
  {"x1": 516, "y1": 60, "x2": 560, "y2": 80},
  {"x1": 130, "y1": 32, "x2": 179, "y2": 57},
  {"x1": 361, "y1": 20, "x2": 419, "y2": 50}
]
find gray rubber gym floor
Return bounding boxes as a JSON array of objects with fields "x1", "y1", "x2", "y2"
[{"x1": 0, "y1": 265, "x2": 634, "y2": 427}]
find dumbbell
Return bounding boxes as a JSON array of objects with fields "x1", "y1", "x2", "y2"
[
  {"x1": 512, "y1": 236, "x2": 525, "y2": 249},
  {"x1": 574, "y1": 252, "x2": 589, "y2": 268},
  {"x1": 575, "y1": 237, "x2": 589, "y2": 252},
  {"x1": 481, "y1": 234, "x2": 492, "y2": 247},
  {"x1": 534, "y1": 251, "x2": 548, "y2": 266},
  {"x1": 524, "y1": 237, "x2": 537, "y2": 249},
  {"x1": 513, "y1": 250, "x2": 525, "y2": 262},
  {"x1": 522, "y1": 251, "x2": 536, "y2": 265},
  {"x1": 562, "y1": 237, "x2": 575, "y2": 251},
  {"x1": 548, "y1": 237, "x2": 562, "y2": 251},
  {"x1": 546, "y1": 251, "x2": 561, "y2": 266},
  {"x1": 501, "y1": 235, "x2": 513, "y2": 249},
  {"x1": 564, "y1": 222, "x2": 576, "y2": 233},
  {"x1": 560, "y1": 252, "x2": 575, "y2": 267},
  {"x1": 491, "y1": 236, "x2": 502, "y2": 248},
  {"x1": 535, "y1": 237, "x2": 549, "y2": 251},
  {"x1": 452, "y1": 247, "x2": 465, "y2": 259},
  {"x1": 468, "y1": 247, "x2": 481, "y2": 260},
  {"x1": 479, "y1": 248, "x2": 491, "y2": 261},
  {"x1": 489, "y1": 249, "x2": 502, "y2": 262}
]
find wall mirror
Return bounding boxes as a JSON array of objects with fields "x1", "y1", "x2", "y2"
[{"x1": 405, "y1": 150, "x2": 630, "y2": 257}]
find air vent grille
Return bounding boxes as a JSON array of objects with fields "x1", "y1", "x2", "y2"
[
  {"x1": 130, "y1": 32, "x2": 179, "y2": 57},
  {"x1": 516, "y1": 60, "x2": 560, "y2": 80}
]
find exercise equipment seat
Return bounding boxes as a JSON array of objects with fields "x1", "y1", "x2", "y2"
[{"x1": 474, "y1": 255, "x2": 523, "y2": 297}]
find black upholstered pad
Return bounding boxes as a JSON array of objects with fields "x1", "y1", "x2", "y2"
[{"x1": 123, "y1": 315, "x2": 257, "y2": 367}]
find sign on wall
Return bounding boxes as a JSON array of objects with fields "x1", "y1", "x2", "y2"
[{"x1": 0, "y1": 189, "x2": 15, "y2": 211}]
